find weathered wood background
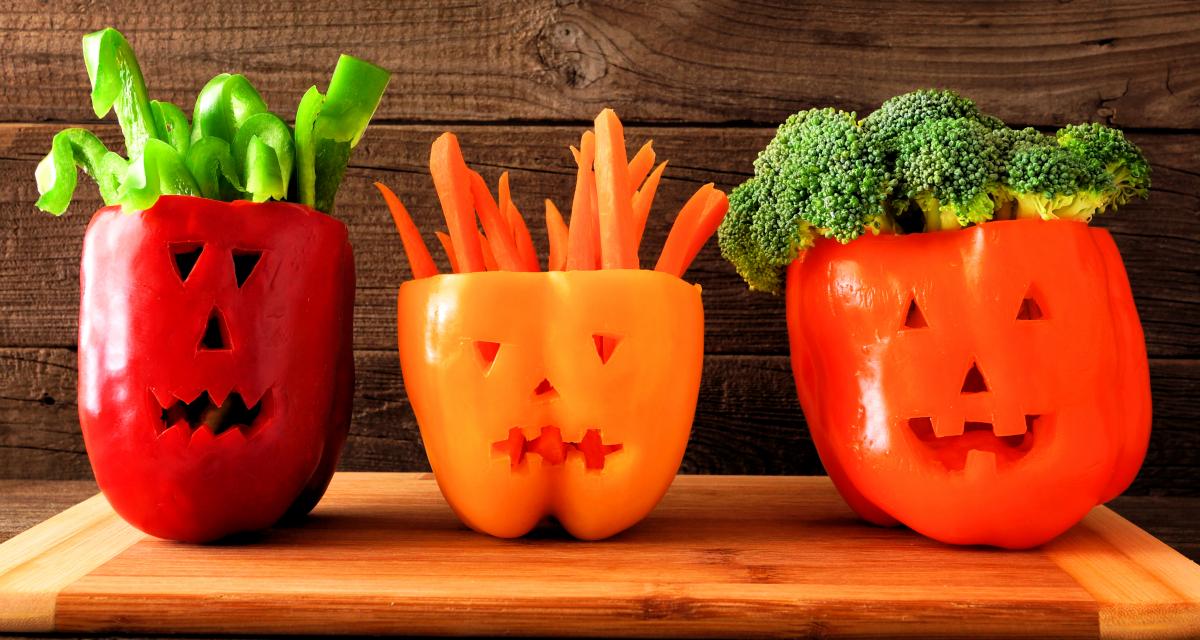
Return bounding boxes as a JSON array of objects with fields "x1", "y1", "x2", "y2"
[{"x1": 0, "y1": 1, "x2": 1196, "y2": 494}]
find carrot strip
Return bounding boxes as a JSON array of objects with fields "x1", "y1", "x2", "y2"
[
  {"x1": 499, "y1": 172, "x2": 539, "y2": 270},
  {"x1": 674, "y1": 189, "x2": 730, "y2": 277},
  {"x1": 631, "y1": 160, "x2": 668, "y2": 252},
  {"x1": 435, "y1": 231, "x2": 460, "y2": 274},
  {"x1": 593, "y1": 109, "x2": 637, "y2": 269},
  {"x1": 627, "y1": 140, "x2": 655, "y2": 190},
  {"x1": 467, "y1": 170, "x2": 524, "y2": 270},
  {"x1": 478, "y1": 231, "x2": 499, "y2": 271},
  {"x1": 544, "y1": 199, "x2": 569, "y2": 271},
  {"x1": 566, "y1": 132, "x2": 599, "y2": 270},
  {"x1": 429, "y1": 133, "x2": 485, "y2": 272},
  {"x1": 373, "y1": 182, "x2": 438, "y2": 279},
  {"x1": 655, "y1": 183, "x2": 716, "y2": 276}
]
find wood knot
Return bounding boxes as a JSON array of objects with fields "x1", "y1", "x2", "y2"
[{"x1": 535, "y1": 20, "x2": 606, "y2": 89}]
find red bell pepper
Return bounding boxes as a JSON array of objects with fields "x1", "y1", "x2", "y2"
[
  {"x1": 79, "y1": 196, "x2": 354, "y2": 542},
  {"x1": 786, "y1": 220, "x2": 1151, "y2": 548},
  {"x1": 35, "y1": 29, "x2": 386, "y2": 542}
]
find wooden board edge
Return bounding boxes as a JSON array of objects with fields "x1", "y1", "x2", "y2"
[
  {"x1": 0, "y1": 492, "x2": 142, "y2": 632},
  {"x1": 1045, "y1": 505, "x2": 1200, "y2": 640}
]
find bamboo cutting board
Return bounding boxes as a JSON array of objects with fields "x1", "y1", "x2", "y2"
[{"x1": 1, "y1": 473, "x2": 1197, "y2": 638}]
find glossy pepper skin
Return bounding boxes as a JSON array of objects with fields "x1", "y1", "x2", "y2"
[
  {"x1": 78, "y1": 195, "x2": 354, "y2": 542},
  {"x1": 399, "y1": 270, "x2": 703, "y2": 540},
  {"x1": 787, "y1": 219, "x2": 1151, "y2": 548}
]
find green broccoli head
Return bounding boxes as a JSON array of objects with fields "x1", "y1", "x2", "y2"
[
  {"x1": 754, "y1": 108, "x2": 895, "y2": 243},
  {"x1": 718, "y1": 90, "x2": 1151, "y2": 295},
  {"x1": 862, "y1": 89, "x2": 1002, "y2": 149},
  {"x1": 718, "y1": 175, "x2": 815, "y2": 294},
  {"x1": 894, "y1": 117, "x2": 1003, "y2": 230},
  {"x1": 1056, "y1": 123, "x2": 1151, "y2": 207},
  {"x1": 1002, "y1": 139, "x2": 1112, "y2": 222}
]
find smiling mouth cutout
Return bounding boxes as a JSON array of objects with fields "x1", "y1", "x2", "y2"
[
  {"x1": 493, "y1": 426, "x2": 623, "y2": 470},
  {"x1": 155, "y1": 390, "x2": 269, "y2": 440},
  {"x1": 906, "y1": 415, "x2": 1046, "y2": 471}
]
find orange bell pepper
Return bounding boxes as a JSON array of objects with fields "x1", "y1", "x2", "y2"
[
  {"x1": 381, "y1": 109, "x2": 728, "y2": 539},
  {"x1": 786, "y1": 219, "x2": 1151, "y2": 548},
  {"x1": 399, "y1": 270, "x2": 703, "y2": 539}
]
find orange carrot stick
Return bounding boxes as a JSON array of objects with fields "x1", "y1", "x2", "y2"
[
  {"x1": 593, "y1": 109, "x2": 637, "y2": 269},
  {"x1": 544, "y1": 199, "x2": 569, "y2": 271},
  {"x1": 467, "y1": 170, "x2": 523, "y2": 271},
  {"x1": 478, "y1": 231, "x2": 499, "y2": 271},
  {"x1": 674, "y1": 189, "x2": 730, "y2": 277},
  {"x1": 374, "y1": 182, "x2": 438, "y2": 279},
  {"x1": 655, "y1": 183, "x2": 715, "y2": 276},
  {"x1": 435, "y1": 231, "x2": 460, "y2": 274},
  {"x1": 566, "y1": 132, "x2": 599, "y2": 270},
  {"x1": 627, "y1": 140, "x2": 655, "y2": 190},
  {"x1": 499, "y1": 172, "x2": 539, "y2": 270},
  {"x1": 429, "y1": 133, "x2": 485, "y2": 273},
  {"x1": 631, "y1": 160, "x2": 668, "y2": 253}
]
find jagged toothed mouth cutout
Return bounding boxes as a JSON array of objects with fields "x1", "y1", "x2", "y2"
[
  {"x1": 907, "y1": 414, "x2": 1046, "y2": 472},
  {"x1": 493, "y1": 426, "x2": 623, "y2": 470},
  {"x1": 152, "y1": 389, "x2": 270, "y2": 440}
]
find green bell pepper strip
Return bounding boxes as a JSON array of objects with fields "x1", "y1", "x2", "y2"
[
  {"x1": 186, "y1": 137, "x2": 244, "y2": 201},
  {"x1": 151, "y1": 101, "x2": 191, "y2": 156},
  {"x1": 292, "y1": 86, "x2": 324, "y2": 209},
  {"x1": 35, "y1": 128, "x2": 126, "y2": 215},
  {"x1": 82, "y1": 28, "x2": 156, "y2": 160},
  {"x1": 233, "y1": 112, "x2": 294, "y2": 203},
  {"x1": 293, "y1": 55, "x2": 390, "y2": 212},
  {"x1": 191, "y1": 73, "x2": 268, "y2": 145},
  {"x1": 119, "y1": 138, "x2": 201, "y2": 211}
]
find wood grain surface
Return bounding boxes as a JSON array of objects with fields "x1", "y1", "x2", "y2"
[
  {"x1": 0, "y1": 1, "x2": 1196, "y2": 494},
  {"x1": 3, "y1": 1, "x2": 1200, "y2": 128},
  {"x1": 1, "y1": 473, "x2": 1197, "y2": 638}
]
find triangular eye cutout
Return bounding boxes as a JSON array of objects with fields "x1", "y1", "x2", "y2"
[
  {"x1": 961, "y1": 362, "x2": 989, "y2": 394},
  {"x1": 233, "y1": 250, "x2": 262, "y2": 288},
  {"x1": 902, "y1": 297, "x2": 928, "y2": 329},
  {"x1": 199, "y1": 309, "x2": 230, "y2": 351},
  {"x1": 1017, "y1": 287, "x2": 1045, "y2": 320},
  {"x1": 475, "y1": 341, "x2": 500, "y2": 373},
  {"x1": 171, "y1": 243, "x2": 203, "y2": 282},
  {"x1": 593, "y1": 334, "x2": 621, "y2": 364}
]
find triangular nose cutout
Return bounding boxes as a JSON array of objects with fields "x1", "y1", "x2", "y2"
[
  {"x1": 475, "y1": 341, "x2": 500, "y2": 374},
  {"x1": 961, "y1": 362, "x2": 988, "y2": 394},
  {"x1": 903, "y1": 297, "x2": 927, "y2": 329},
  {"x1": 199, "y1": 309, "x2": 230, "y2": 351},
  {"x1": 534, "y1": 378, "x2": 558, "y2": 399}
]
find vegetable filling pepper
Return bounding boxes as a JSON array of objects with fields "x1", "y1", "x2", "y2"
[{"x1": 36, "y1": 28, "x2": 388, "y2": 543}]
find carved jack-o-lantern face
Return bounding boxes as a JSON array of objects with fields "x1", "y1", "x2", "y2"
[
  {"x1": 399, "y1": 270, "x2": 704, "y2": 540},
  {"x1": 786, "y1": 219, "x2": 1150, "y2": 548},
  {"x1": 78, "y1": 196, "x2": 354, "y2": 542}
]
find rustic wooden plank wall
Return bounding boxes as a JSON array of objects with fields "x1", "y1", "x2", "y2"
[{"x1": 0, "y1": 1, "x2": 1196, "y2": 494}]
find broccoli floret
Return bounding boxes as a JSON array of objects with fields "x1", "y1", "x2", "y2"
[
  {"x1": 862, "y1": 89, "x2": 1002, "y2": 150},
  {"x1": 755, "y1": 108, "x2": 895, "y2": 242},
  {"x1": 991, "y1": 126, "x2": 1050, "y2": 158},
  {"x1": 1002, "y1": 142, "x2": 1112, "y2": 221},
  {"x1": 1056, "y1": 123, "x2": 1151, "y2": 207},
  {"x1": 718, "y1": 175, "x2": 814, "y2": 294},
  {"x1": 894, "y1": 117, "x2": 1003, "y2": 230}
]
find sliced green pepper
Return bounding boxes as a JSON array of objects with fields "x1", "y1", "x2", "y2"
[
  {"x1": 35, "y1": 128, "x2": 126, "y2": 215},
  {"x1": 120, "y1": 138, "x2": 201, "y2": 211},
  {"x1": 82, "y1": 28, "x2": 156, "y2": 160}
]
